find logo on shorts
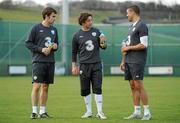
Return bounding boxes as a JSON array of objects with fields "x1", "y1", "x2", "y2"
[
  {"x1": 136, "y1": 75, "x2": 140, "y2": 78},
  {"x1": 33, "y1": 76, "x2": 37, "y2": 80},
  {"x1": 80, "y1": 70, "x2": 83, "y2": 74}
]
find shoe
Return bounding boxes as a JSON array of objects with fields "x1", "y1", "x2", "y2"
[
  {"x1": 30, "y1": 113, "x2": 38, "y2": 119},
  {"x1": 39, "y1": 112, "x2": 51, "y2": 118},
  {"x1": 124, "y1": 113, "x2": 141, "y2": 120},
  {"x1": 141, "y1": 114, "x2": 152, "y2": 120},
  {"x1": 81, "y1": 112, "x2": 92, "y2": 118},
  {"x1": 96, "y1": 112, "x2": 107, "y2": 120}
]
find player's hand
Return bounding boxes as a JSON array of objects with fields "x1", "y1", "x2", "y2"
[
  {"x1": 42, "y1": 48, "x2": 51, "y2": 56},
  {"x1": 120, "y1": 62, "x2": 125, "y2": 71},
  {"x1": 100, "y1": 35, "x2": 106, "y2": 43},
  {"x1": 72, "y1": 66, "x2": 79, "y2": 75},
  {"x1": 52, "y1": 43, "x2": 58, "y2": 50},
  {"x1": 100, "y1": 35, "x2": 107, "y2": 49}
]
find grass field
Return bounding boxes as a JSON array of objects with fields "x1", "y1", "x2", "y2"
[{"x1": 0, "y1": 76, "x2": 180, "y2": 123}]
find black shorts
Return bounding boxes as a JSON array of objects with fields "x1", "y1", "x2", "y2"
[
  {"x1": 32, "y1": 62, "x2": 55, "y2": 84},
  {"x1": 125, "y1": 63, "x2": 145, "y2": 81},
  {"x1": 79, "y1": 62, "x2": 102, "y2": 96}
]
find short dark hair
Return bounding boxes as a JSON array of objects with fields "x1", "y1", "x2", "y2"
[
  {"x1": 127, "y1": 5, "x2": 140, "y2": 15},
  {"x1": 78, "y1": 12, "x2": 92, "y2": 25},
  {"x1": 42, "y1": 7, "x2": 57, "y2": 19}
]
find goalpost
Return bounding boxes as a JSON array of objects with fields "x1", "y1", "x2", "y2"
[{"x1": 61, "y1": 0, "x2": 69, "y2": 74}]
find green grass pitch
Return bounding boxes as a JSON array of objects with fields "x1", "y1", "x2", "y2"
[{"x1": 0, "y1": 76, "x2": 180, "y2": 123}]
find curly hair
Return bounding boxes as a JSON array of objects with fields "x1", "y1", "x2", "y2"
[{"x1": 78, "y1": 12, "x2": 92, "y2": 25}]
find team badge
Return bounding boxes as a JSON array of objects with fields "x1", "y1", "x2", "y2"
[
  {"x1": 80, "y1": 70, "x2": 83, "y2": 74},
  {"x1": 92, "y1": 32, "x2": 96, "y2": 37},
  {"x1": 33, "y1": 76, "x2": 37, "y2": 80},
  {"x1": 51, "y1": 30, "x2": 55, "y2": 35}
]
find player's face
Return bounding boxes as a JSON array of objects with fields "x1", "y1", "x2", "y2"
[
  {"x1": 47, "y1": 12, "x2": 57, "y2": 25},
  {"x1": 83, "y1": 16, "x2": 93, "y2": 29},
  {"x1": 127, "y1": 9, "x2": 135, "y2": 22}
]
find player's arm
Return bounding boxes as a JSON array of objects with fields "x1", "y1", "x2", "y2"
[
  {"x1": 121, "y1": 39, "x2": 147, "y2": 52},
  {"x1": 120, "y1": 40, "x2": 126, "y2": 71},
  {"x1": 120, "y1": 55, "x2": 125, "y2": 71},
  {"x1": 25, "y1": 26, "x2": 43, "y2": 53},
  {"x1": 72, "y1": 34, "x2": 79, "y2": 75}
]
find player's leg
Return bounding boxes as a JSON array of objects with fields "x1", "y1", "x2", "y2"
[
  {"x1": 129, "y1": 80, "x2": 141, "y2": 114},
  {"x1": 124, "y1": 63, "x2": 141, "y2": 119},
  {"x1": 39, "y1": 84, "x2": 49, "y2": 116},
  {"x1": 129, "y1": 80, "x2": 135, "y2": 103},
  {"x1": 80, "y1": 64, "x2": 92, "y2": 118},
  {"x1": 124, "y1": 80, "x2": 141, "y2": 120},
  {"x1": 138, "y1": 81, "x2": 151, "y2": 120},
  {"x1": 134, "y1": 80, "x2": 151, "y2": 120},
  {"x1": 138, "y1": 81, "x2": 148, "y2": 105},
  {"x1": 92, "y1": 63, "x2": 106, "y2": 120},
  {"x1": 31, "y1": 62, "x2": 44, "y2": 119},
  {"x1": 31, "y1": 83, "x2": 41, "y2": 119},
  {"x1": 132, "y1": 63, "x2": 144, "y2": 116},
  {"x1": 132, "y1": 80, "x2": 141, "y2": 114},
  {"x1": 31, "y1": 83, "x2": 40, "y2": 107},
  {"x1": 133, "y1": 64, "x2": 151, "y2": 120},
  {"x1": 139, "y1": 81, "x2": 151, "y2": 117},
  {"x1": 39, "y1": 63, "x2": 54, "y2": 118}
]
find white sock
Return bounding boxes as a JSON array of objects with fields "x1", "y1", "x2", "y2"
[
  {"x1": 84, "y1": 94, "x2": 92, "y2": 113},
  {"x1": 95, "y1": 94, "x2": 103, "y2": 113},
  {"x1": 134, "y1": 105, "x2": 141, "y2": 115},
  {"x1": 39, "y1": 106, "x2": 46, "y2": 114},
  {"x1": 144, "y1": 105, "x2": 150, "y2": 115},
  {"x1": 32, "y1": 106, "x2": 38, "y2": 114}
]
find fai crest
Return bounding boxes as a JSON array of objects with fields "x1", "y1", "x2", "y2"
[
  {"x1": 92, "y1": 32, "x2": 96, "y2": 37},
  {"x1": 51, "y1": 30, "x2": 55, "y2": 35}
]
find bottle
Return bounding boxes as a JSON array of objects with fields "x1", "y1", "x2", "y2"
[{"x1": 100, "y1": 40, "x2": 107, "y2": 49}]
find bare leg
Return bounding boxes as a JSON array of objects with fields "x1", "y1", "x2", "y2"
[
  {"x1": 129, "y1": 80, "x2": 140, "y2": 106},
  {"x1": 134, "y1": 80, "x2": 151, "y2": 119},
  {"x1": 40, "y1": 83, "x2": 49, "y2": 106},
  {"x1": 31, "y1": 83, "x2": 41, "y2": 107},
  {"x1": 39, "y1": 83, "x2": 49, "y2": 114},
  {"x1": 139, "y1": 81, "x2": 148, "y2": 105},
  {"x1": 124, "y1": 80, "x2": 141, "y2": 119},
  {"x1": 31, "y1": 83, "x2": 41, "y2": 114},
  {"x1": 132, "y1": 80, "x2": 141, "y2": 115}
]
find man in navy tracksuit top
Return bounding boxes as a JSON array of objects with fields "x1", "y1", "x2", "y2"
[{"x1": 25, "y1": 7, "x2": 59, "y2": 119}]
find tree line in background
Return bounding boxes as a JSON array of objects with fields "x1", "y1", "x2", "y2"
[{"x1": 0, "y1": 0, "x2": 180, "y2": 22}]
